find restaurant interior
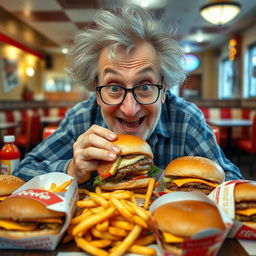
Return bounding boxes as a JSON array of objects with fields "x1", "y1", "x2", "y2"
[
  {"x1": 1, "y1": 0, "x2": 256, "y2": 255},
  {"x1": 1, "y1": 0, "x2": 256, "y2": 181}
]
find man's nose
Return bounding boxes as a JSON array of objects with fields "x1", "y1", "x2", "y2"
[{"x1": 119, "y1": 92, "x2": 141, "y2": 117}]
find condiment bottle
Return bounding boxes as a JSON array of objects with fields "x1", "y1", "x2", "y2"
[{"x1": 0, "y1": 135, "x2": 20, "y2": 175}]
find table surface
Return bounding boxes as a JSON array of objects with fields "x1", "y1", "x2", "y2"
[
  {"x1": 208, "y1": 119, "x2": 252, "y2": 127},
  {"x1": 0, "y1": 239, "x2": 249, "y2": 256}
]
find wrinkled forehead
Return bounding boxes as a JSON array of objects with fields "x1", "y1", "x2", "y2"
[{"x1": 98, "y1": 42, "x2": 159, "y2": 71}]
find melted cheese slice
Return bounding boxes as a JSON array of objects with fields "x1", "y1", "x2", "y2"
[
  {"x1": 119, "y1": 155, "x2": 145, "y2": 169},
  {"x1": 109, "y1": 155, "x2": 145, "y2": 175},
  {"x1": 0, "y1": 220, "x2": 36, "y2": 231},
  {"x1": 162, "y1": 231, "x2": 184, "y2": 243},
  {"x1": 236, "y1": 208, "x2": 256, "y2": 216},
  {"x1": 0, "y1": 196, "x2": 8, "y2": 201},
  {"x1": 172, "y1": 178, "x2": 218, "y2": 188}
]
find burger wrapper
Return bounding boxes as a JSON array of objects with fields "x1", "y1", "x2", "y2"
[
  {"x1": 153, "y1": 170, "x2": 168, "y2": 197},
  {"x1": 0, "y1": 172, "x2": 78, "y2": 250},
  {"x1": 150, "y1": 191, "x2": 233, "y2": 256},
  {"x1": 208, "y1": 179, "x2": 256, "y2": 239}
]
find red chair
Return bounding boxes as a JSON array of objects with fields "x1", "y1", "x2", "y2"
[
  {"x1": 42, "y1": 125, "x2": 58, "y2": 140},
  {"x1": 236, "y1": 115, "x2": 256, "y2": 176},
  {"x1": 16, "y1": 113, "x2": 41, "y2": 153}
]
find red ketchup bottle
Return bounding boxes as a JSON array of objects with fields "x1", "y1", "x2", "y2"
[{"x1": 0, "y1": 135, "x2": 20, "y2": 175}]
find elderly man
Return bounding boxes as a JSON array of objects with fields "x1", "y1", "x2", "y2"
[{"x1": 14, "y1": 6, "x2": 243, "y2": 185}]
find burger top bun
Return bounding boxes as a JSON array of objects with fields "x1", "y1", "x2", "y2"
[
  {"x1": 234, "y1": 182, "x2": 256, "y2": 202},
  {"x1": 0, "y1": 175, "x2": 25, "y2": 196},
  {"x1": 153, "y1": 200, "x2": 225, "y2": 238},
  {"x1": 0, "y1": 197, "x2": 65, "y2": 221},
  {"x1": 164, "y1": 156, "x2": 224, "y2": 183},
  {"x1": 113, "y1": 134, "x2": 153, "y2": 158}
]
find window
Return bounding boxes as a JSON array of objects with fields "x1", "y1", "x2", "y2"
[
  {"x1": 44, "y1": 72, "x2": 72, "y2": 92},
  {"x1": 248, "y1": 44, "x2": 256, "y2": 97},
  {"x1": 219, "y1": 58, "x2": 235, "y2": 99}
]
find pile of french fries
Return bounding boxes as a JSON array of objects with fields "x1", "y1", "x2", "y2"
[
  {"x1": 39, "y1": 179, "x2": 73, "y2": 193},
  {"x1": 64, "y1": 182, "x2": 157, "y2": 256}
]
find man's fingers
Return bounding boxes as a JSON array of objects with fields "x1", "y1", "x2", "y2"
[{"x1": 78, "y1": 147, "x2": 118, "y2": 162}]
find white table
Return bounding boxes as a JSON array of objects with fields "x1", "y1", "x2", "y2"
[{"x1": 207, "y1": 119, "x2": 252, "y2": 146}]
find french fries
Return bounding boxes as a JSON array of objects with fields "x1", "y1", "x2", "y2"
[
  {"x1": 66, "y1": 187, "x2": 157, "y2": 256},
  {"x1": 40, "y1": 179, "x2": 72, "y2": 193}
]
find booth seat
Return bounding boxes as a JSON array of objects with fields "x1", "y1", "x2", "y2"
[
  {"x1": 0, "y1": 107, "x2": 69, "y2": 139},
  {"x1": 198, "y1": 107, "x2": 256, "y2": 145}
]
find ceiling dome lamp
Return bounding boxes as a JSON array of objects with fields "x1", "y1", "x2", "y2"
[{"x1": 200, "y1": 0, "x2": 241, "y2": 25}]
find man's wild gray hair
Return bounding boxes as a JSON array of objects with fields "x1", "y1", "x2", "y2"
[{"x1": 66, "y1": 5, "x2": 186, "y2": 91}]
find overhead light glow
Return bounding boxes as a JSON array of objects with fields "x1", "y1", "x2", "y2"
[
  {"x1": 200, "y1": 0, "x2": 241, "y2": 25},
  {"x1": 62, "y1": 48, "x2": 68, "y2": 54},
  {"x1": 141, "y1": 1, "x2": 149, "y2": 8},
  {"x1": 26, "y1": 67, "x2": 35, "y2": 77}
]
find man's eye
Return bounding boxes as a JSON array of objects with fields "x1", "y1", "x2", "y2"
[
  {"x1": 139, "y1": 84, "x2": 152, "y2": 91},
  {"x1": 109, "y1": 85, "x2": 121, "y2": 92}
]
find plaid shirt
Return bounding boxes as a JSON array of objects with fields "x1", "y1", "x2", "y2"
[{"x1": 14, "y1": 91, "x2": 243, "y2": 183}]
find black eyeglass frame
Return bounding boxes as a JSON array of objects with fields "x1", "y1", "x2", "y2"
[{"x1": 96, "y1": 78, "x2": 164, "y2": 106}]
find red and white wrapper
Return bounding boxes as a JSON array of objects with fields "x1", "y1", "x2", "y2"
[
  {"x1": 208, "y1": 179, "x2": 256, "y2": 239},
  {"x1": 150, "y1": 191, "x2": 233, "y2": 256},
  {"x1": 0, "y1": 172, "x2": 78, "y2": 250}
]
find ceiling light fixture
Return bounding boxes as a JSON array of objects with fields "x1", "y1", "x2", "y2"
[{"x1": 200, "y1": 0, "x2": 241, "y2": 25}]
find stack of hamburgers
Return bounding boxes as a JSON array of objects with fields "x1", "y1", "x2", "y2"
[
  {"x1": 0, "y1": 175, "x2": 25, "y2": 201},
  {"x1": 234, "y1": 182, "x2": 256, "y2": 230},
  {"x1": 163, "y1": 156, "x2": 225, "y2": 195},
  {"x1": 94, "y1": 134, "x2": 160, "y2": 192}
]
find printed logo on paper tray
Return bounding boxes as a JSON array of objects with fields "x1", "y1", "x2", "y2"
[
  {"x1": 10, "y1": 189, "x2": 63, "y2": 206},
  {"x1": 235, "y1": 225, "x2": 256, "y2": 239}
]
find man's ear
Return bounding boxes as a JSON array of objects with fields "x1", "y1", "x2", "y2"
[{"x1": 161, "y1": 82, "x2": 167, "y2": 103}]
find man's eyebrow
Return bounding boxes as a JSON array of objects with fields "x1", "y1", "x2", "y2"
[
  {"x1": 103, "y1": 68, "x2": 119, "y2": 75},
  {"x1": 137, "y1": 66, "x2": 154, "y2": 75}
]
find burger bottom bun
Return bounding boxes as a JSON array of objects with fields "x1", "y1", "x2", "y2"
[
  {"x1": 0, "y1": 226, "x2": 62, "y2": 239},
  {"x1": 99, "y1": 178, "x2": 151, "y2": 191},
  {"x1": 163, "y1": 243, "x2": 182, "y2": 256},
  {"x1": 167, "y1": 187, "x2": 212, "y2": 195}
]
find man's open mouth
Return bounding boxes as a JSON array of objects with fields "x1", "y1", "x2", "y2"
[{"x1": 118, "y1": 117, "x2": 145, "y2": 128}]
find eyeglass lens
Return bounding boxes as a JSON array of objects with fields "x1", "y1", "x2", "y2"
[{"x1": 100, "y1": 84, "x2": 160, "y2": 104}]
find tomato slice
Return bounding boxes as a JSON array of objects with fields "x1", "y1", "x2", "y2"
[
  {"x1": 130, "y1": 175, "x2": 148, "y2": 180},
  {"x1": 97, "y1": 161, "x2": 113, "y2": 178}
]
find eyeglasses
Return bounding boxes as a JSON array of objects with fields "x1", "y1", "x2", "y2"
[{"x1": 96, "y1": 79, "x2": 163, "y2": 106}]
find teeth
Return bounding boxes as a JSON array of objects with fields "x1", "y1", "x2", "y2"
[{"x1": 120, "y1": 119, "x2": 140, "y2": 128}]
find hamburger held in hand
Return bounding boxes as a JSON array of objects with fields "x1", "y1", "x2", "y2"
[
  {"x1": 0, "y1": 197, "x2": 65, "y2": 238},
  {"x1": 163, "y1": 156, "x2": 225, "y2": 195},
  {"x1": 153, "y1": 199, "x2": 226, "y2": 255},
  {"x1": 0, "y1": 175, "x2": 25, "y2": 201},
  {"x1": 234, "y1": 182, "x2": 256, "y2": 230},
  {"x1": 94, "y1": 134, "x2": 160, "y2": 191}
]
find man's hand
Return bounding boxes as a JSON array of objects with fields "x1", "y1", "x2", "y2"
[{"x1": 67, "y1": 125, "x2": 121, "y2": 184}]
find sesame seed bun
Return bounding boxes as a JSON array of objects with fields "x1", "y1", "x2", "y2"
[
  {"x1": 0, "y1": 175, "x2": 25, "y2": 196},
  {"x1": 164, "y1": 156, "x2": 224, "y2": 183},
  {"x1": 113, "y1": 134, "x2": 153, "y2": 158}
]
